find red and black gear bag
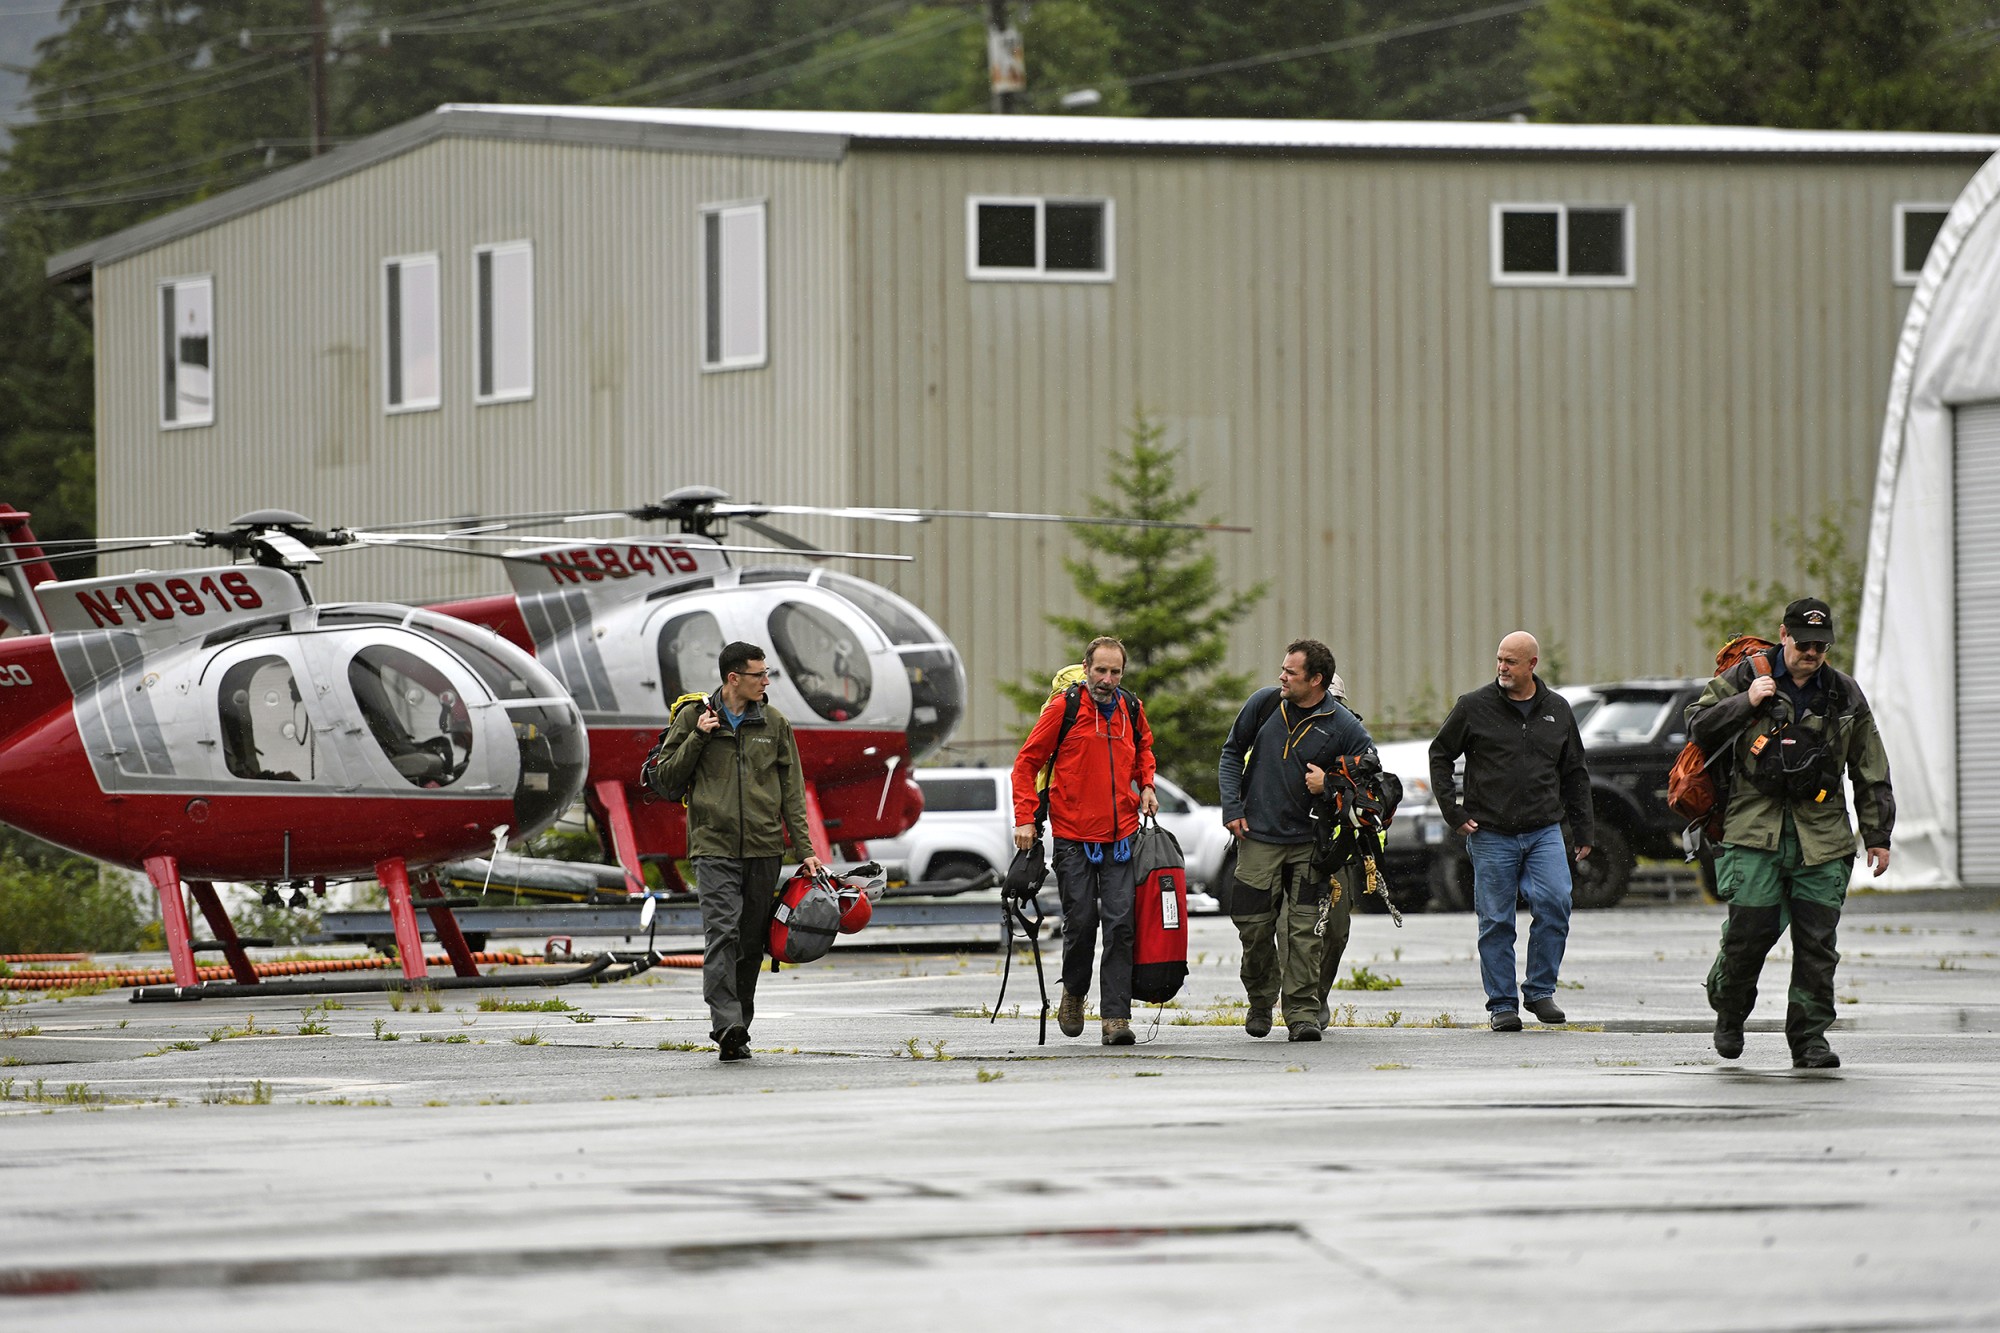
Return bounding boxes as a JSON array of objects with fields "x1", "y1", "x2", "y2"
[
  {"x1": 1130, "y1": 817, "x2": 1187, "y2": 1004},
  {"x1": 1667, "y1": 635, "x2": 1776, "y2": 838},
  {"x1": 769, "y1": 867, "x2": 842, "y2": 965}
]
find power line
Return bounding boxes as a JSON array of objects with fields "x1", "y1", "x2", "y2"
[
  {"x1": 0, "y1": 137, "x2": 348, "y2": 206},
  {"x1": 22, "y1": 57, "x2": 295, "y2": 124},
  {"x1": 1068, "y1": 0, "x2": 1547, "y2": 96},
  {"x1": 14, "y1": 52, "x2": 284, "y2": 117},
  {"x1": 588, "y1": 0, "x2": 912, "y2": 105},
  {"x1": 660, "y1": 8, "x2": 976, "y2": 107}
]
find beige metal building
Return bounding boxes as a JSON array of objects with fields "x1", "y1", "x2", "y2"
[{"x1": 48, "y1": 107, "x2": 1999, "y2": 752}]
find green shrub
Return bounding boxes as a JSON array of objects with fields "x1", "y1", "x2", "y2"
[{"x1": 0, "y1": 832, "x2": 144, "y2": 954}]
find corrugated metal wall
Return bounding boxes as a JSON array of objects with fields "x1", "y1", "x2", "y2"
[
  {"x1": 93, "y1": 136, "x2": 850, "y2": 605},
  {"x1": 844, "y1": 149, "x2": 1982, "y2": 751}
]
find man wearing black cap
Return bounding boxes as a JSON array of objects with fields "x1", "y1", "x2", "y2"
[{"x1": 1685, "y1": 598, "x2": 1895, "y2": 1069}]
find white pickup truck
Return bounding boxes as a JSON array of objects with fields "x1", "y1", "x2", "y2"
[{"x1": 867, "y1": 767, "x2": 1229, "y2": 911}]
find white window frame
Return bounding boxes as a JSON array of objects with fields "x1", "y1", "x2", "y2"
[
  {"x1": 382, "y1": 252, "x2": 441, "y2": 414},
  {"x1": 700, "y1": 199, "x2": 768, "y2": 373},
  {"x1": 966, "y1": 195, "x2": 1116, "y2": 283},
  {"x1": 472, "y1": 240, "x2": 535, "y2": 405},
  {"x1": 158, "y1": 274, "x2": 215, "y2": 430},
  {"x1": 1894, "y1": 203, "x2": 1953, "y2": 286},
  {"x1": 1490, "y1": 202, "x2": 1636, "y2": 289}
]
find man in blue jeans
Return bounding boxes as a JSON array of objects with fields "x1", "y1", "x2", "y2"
[{"x1": 1429, "y1": 631, "x2": 1593, "y2": 1031}]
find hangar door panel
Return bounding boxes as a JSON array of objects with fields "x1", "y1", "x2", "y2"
[{"x1": 1958, "y1": 402, "x2": 2000, "y2": 885}]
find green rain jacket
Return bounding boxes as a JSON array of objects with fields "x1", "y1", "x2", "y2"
[
  {"x1": 1685, "y1": 648, "x2": 1895, "y2": 867},
  {"x1": 645, "y1": 692, "x2": 814, "y2": 860}
]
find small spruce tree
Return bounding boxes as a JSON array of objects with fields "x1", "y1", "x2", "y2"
[{"x1": 1000, "y1": 413, "x2": 1267, "y2": 802}]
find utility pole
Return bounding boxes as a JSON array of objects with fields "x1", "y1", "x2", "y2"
[
  {"x1": 986, "y1": 0, "x2": 1023, "y2": 114},
  {"x1": 308, "y1": 0, "x2": 328, "y2": 156}
]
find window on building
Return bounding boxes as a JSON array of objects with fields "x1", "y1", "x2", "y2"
[
  {"x1": 383, "y1": 253, "x2": 440, "y2": 411},
  {"x1": 702, "y1": 201, "x2": 767, "y2": 371},
  {"x1": 1492, "y1": 204, "x2": 1633, "y2": 286},
  {"x1": 474, "y1": 241, "x2": 533, "y2": 402},
  {"x1": 967, "y1": 196, "x2": 1113, "y2": 280},
  {"x1": 160, "y1": 276, "x2": 214, "y2": 428},
  {"x1": 1896, "y1": 204, "x2": 1952, "y2": 285}
]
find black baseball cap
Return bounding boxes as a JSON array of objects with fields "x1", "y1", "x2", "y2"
[{"x1": 1783, "y1": 597, "x2": 1836, "y2": 644}]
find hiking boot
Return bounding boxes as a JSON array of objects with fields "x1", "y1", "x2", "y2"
[
  {"x1": 1244, "y1": 1005, "x2": 1274, "y2": 1039},
  {"x1": 1713, "y1": 1013, "x2": 1745, "y2": 1061},
  {"x1": 718, "y1": 1025, "x2": 752, "y2": 1062},
  {"x1": 1287, "y1": 1021, "x2": 1322, "y2": 1042},
  {"x1": 1102, "y1": 1019, "x2": 1134, "y2": 1046},
  {"x1": 1489, "y1": 1010, "x2": 1522, "y2": 1032},
  {"x1": 1792, "y1": 1042, "x2": 1841, "y2": 1070},
  {"x1": 1058, "y1": 990, "x2": 1087, "y2": 1039},
  {"x1": 1526, "y1": 996, "x2": 1566, "y2": 1025}
]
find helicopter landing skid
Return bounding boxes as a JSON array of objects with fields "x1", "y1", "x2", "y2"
[{"x1": 128, "y1": 949, "x2": 669, "y2": 1002}]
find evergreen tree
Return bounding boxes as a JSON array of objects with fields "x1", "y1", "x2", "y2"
[
  {"x1": 1528, "y1": 0, "x2": 2000, "y2": 129},
  {"x1": 999, "y1": 413, "x2": 1267, "y2": 802}
]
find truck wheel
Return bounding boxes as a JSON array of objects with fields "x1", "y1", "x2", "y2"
[
  {"x1": 927, "y1": 854, "x2": 991, "y2": 888},
  {"x1": 1572, "y1": 824, "x2": 1634, "y2": 909}
]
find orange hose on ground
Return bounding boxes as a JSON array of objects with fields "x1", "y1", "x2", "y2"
[
  {"x1": 1, "y1": 950, "x2": 703, "y2": 990},
  {"x1": 1, "y1": 953, "x2": 89, "y2": 963}
]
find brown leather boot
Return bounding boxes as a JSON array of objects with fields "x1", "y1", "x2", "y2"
[
  {"x1": 1101, "y1": 1018, "x2": 1134, "y2": 1046},
  {"x1": 1057, "y1": 989, "x2": 1086, "y2": 1038}
]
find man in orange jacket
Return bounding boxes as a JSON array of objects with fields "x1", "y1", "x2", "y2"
[{"x1": 1012, "y1": 636, "x2": 1159, "y2": 1045}]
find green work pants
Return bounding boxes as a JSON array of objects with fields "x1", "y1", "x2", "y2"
[
  {"x1": 1231, "y1": 839, "x2": 1351, "y2": 1027},
  {"x1": 1286, "y1": 863, "x2": 1360, "y2": 1026},
  {"x1": 1706, "y1": 817, "x2": 1851, "y2": 1055}
]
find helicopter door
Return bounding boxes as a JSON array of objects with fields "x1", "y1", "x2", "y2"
[
  {"x1": 216, "y1": 653, "x2": 316, "y2": 783},
  {"x1": 766, "y1": 599, "x2": 874, "y2": 722},
  {"x1": 344, "y1": 641, "x2": 477, "y2": 788},
  {"x1": 656, "y1": 608, "x2": 725, "y2": 700}
]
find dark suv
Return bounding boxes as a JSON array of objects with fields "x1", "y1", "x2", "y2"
[{"x1": 1558, "y1": 677, "x2": 1714, "y2": 907}]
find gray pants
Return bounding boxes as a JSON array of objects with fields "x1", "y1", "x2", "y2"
[
  {"x1": 693, "y1": 855, "x2": 783, "y2": 1038},
  {"x1": 1052, "y1": 838, "x2": 1135, "y2": 1021}
]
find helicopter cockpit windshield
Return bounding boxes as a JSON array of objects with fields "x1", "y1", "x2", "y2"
[
  {"x1": 217, "y1": 655, "x2": 314, "y2": 782},
  {"x1": 768, "y1": 600, "x2": 872, "y2": 722},
  {"x1": 348, "y1": 644, "x2": 473, "y2": 787}
]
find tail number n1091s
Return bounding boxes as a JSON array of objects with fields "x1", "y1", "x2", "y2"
[
  {"x1": 72, "y1": 573, "x2": 264, "y2": 629},
  {"x1": 0, "y1": 664, "x2": 30, "y2": 687}
]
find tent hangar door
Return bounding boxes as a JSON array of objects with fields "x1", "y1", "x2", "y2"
[{"x1": 1957, "y1": 401, "x2": 2000, "y2": 886}]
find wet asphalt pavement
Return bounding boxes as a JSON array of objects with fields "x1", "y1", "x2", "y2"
[{"x1": 5, "y1": 895, "x2": 2000, "y2": 1330}]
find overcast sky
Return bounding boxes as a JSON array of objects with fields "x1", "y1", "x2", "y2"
[{"x1": 0, "y1": 0, "x2": 68, "y2": 147}]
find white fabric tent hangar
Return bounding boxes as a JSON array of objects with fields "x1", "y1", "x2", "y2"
[{"x1": 1857, "y1": 148, "x2": 2000, "y2": 889}]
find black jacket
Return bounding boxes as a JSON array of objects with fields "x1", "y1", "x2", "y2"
[
  {"x1": 1218, "y1": 687, "x2": 1375, "y2": 844},
  {"x1": 1428, "y1": 677, "x2": 1593, "y2": 842}
]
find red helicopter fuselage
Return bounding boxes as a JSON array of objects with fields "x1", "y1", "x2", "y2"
[{"x1": 427, "y1": 535, "x2": 967, "y2": 888}]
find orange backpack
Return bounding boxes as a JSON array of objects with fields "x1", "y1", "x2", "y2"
[{"x1": 1666, "y1": 635, "x2": 1776, "y2": 839}]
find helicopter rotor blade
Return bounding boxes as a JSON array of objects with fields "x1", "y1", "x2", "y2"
[
  {"x1": 732, "y1": 517, "x2": 824, "y2": 553},
  {"x1": 345, "y1": 531, "x2": 913, "y2": 563},
  {"x1": 1, "y1": 532, "x2": 204, "y2": 552},
  {"x1": 0, "y1": 535, "x2": 204, "y2": 572},
  {"x1": 357, "y1": 510, "x2": 622, "y2": 533},
  {"x1": 848, "y1": 506, "x2": 1251, "y2": 533},
  {"x1": 323, "y1": 539, "x2": 609, "y2": 577},
  {"x1": 711, "y1": 502, "x2": 928, "y2": 525}
]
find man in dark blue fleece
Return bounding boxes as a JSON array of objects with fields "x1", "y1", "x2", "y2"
[{"x1": 1218, "y1": 639, "x2": 1376, "y2": 1041}]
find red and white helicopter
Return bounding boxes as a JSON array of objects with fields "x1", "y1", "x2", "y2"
[
  {"x1": 0, "y1": 504, "x2": 604, "y2": 995},
  {"x1": 417, "y1": 487, "x2": 1246, "y2": 896}
]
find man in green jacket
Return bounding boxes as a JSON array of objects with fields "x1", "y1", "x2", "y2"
[
  {"x1": 1686, "y1": 599, "x2": 1895, "y2": 1069},
  {"x1": 643, "y1": 640, "x2": 820, "y2": 1062}
]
